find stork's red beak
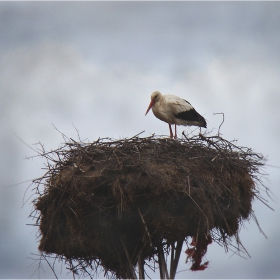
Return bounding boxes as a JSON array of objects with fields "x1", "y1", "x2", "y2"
[{"x1": 145, "y1": 99, "x2": 155, "y2": 115}]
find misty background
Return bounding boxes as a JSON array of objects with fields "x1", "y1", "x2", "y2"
[{"x1": 0, "y1": 1, "x2": 280, "y2": 278}]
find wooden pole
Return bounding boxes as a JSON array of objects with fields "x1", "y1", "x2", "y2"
[
  {"x1": 138, "y1": 253, "x2": 145, "y2": 279},
  {"x1": 157, "y1": 241, "x2": 170, "y2": 279},
  {"x1": 169, "y1": 239, "x2": 184, "y2": 279}
]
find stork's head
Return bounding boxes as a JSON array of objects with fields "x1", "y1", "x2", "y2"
[{"x1": 145, "y1": 91, "x2": 162, "y2": 115}]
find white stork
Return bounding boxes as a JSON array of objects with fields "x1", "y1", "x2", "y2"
[{"x1": 145, "y1": 91, "x2": 207, "y2": 139}]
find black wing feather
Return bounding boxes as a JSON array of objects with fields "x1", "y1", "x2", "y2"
[{"x1": 175, "y1": 108, "x2": 207, "y2": 128}]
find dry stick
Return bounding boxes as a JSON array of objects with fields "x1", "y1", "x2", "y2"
[
  {"x1": 131, "y1": 130, "x2": 145, "y2": 138},
  {"x1": 41, "y1": 253, "x2": 58, "y2": 280},
  {"x1": 138, "y1": 252, "x2": 145, "y2": 279},
  {"x1": 120, "y1": 238, "x2": 138, "y2": 279},
  {"x1": 157, "y1": 245, "x2": 165, "y2": 279},
  {"x1": 138, "y1": 207, "x2": 153, "y2": 247},
  {"x1": 169, "y1": 243, "x2": 175, "y2": 276},
  {"x1": 185, "y1": 193, "x2": 210, "y2": 233},
  {"x1": 157, "y1": 242, "x2": 170, "y2": 279},
  {"x1": 169, "y1": 239, "x2": 184, "y2": 279},
  {"x1": 213, "y1": 112, "x2": 225, "y2": 136}
]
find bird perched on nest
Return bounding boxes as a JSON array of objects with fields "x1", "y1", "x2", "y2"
[{"x1": 145, "y1": 91, "x2": 207, "y2": 139}]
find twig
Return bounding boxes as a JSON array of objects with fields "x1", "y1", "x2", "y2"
[
  {"x1": 138, "y1": 207, "x2": 153, "y2": 247},
  {"x1": 213, "y1": 112, "x2": 225, "y2": 136},
  {"x1": 120, "y1": 238, "x2": 138, "y2": 279}
]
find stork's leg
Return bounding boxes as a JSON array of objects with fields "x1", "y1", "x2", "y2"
[
  {"x1": 168, "y1": 124, "x2": 173, "y2": 139},
  {"x1": 174, "y1": 124, "x2": 177, "y2": 139}
]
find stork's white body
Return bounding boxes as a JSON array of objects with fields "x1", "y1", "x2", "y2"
[
  {"x1": 151, "y1": 94, "x2": 197, "y2": 126},
  {"x1": 145, "y1": 91, "x2": 206, "y2": 138}
]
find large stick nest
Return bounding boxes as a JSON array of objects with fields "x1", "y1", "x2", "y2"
[{"x1": 31, "y1": 133, "x2": 267, "y2": 278}]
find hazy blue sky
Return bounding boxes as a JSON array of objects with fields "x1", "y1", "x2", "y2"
[{"x1": 0, "y1": 1, "x2": 280, "y2": 278}]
